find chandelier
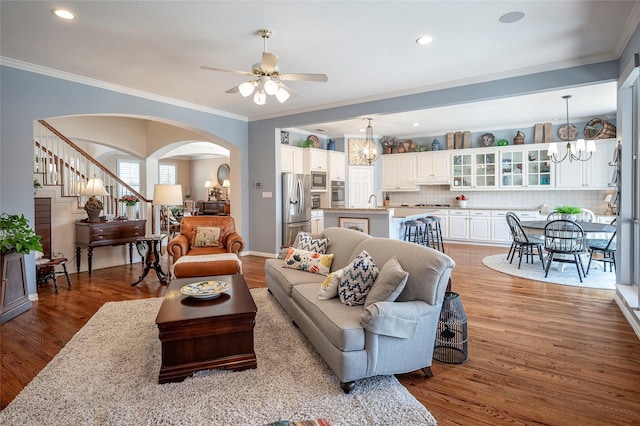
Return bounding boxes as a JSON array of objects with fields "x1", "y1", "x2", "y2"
[
  {"x1": 547, "y1": 95, "x2": 596, "y2": 163},
  {"x1": 359, "y1": 118, "x2": 379, "y2": 165}
]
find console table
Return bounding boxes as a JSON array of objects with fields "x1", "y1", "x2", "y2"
[
  {"x1": 75, "y1": 219, "x2": 146, "y2": 276},
  {"x1": 197, "y1": 200, "x2": 230, "y2": 216}
]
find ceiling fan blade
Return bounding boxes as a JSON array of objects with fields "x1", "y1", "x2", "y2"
[
  {"x1": 277, "y1": 82, "x2": 297, "y2": 98},
  {"x1": 279, "y1": 72, "x2": 328, "y2": 82},
  {"x1": 261, "y1": 52, "x2": 279, "y2": 73},
  {"x1": 225, "y1": 85, "x2": 241, "y2": 94},
  {"x1": 200, "y1": 65, "x2": 253, "y2": 76}
]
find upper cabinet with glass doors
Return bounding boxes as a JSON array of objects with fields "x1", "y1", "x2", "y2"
[
  {"x1": 499, "y1": 145, "x2": 552, "y2": 189},
  {"x1": 452, "y1": 150, "x2": 497, "y2": 189}
]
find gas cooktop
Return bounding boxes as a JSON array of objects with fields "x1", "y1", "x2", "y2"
[{"x1": 414, "y1": 203, "x2": 451, "y2": 207}]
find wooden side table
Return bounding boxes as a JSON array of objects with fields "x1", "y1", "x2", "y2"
[{"x1": 131, "y1": 234, "x2": 168, "y2": 286}]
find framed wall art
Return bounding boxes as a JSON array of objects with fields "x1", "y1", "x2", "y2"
[{"x1": 339, "y1": 217, "x2": 369, "y2": 234}]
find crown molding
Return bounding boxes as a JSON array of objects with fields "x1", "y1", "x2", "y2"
[{"x1": 0, "y1": 57, "x2": 247, "y2": 123}]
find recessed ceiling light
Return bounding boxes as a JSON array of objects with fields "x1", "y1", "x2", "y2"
[
  {"x1": 412, "y1": 122, "x2": 420, "y2": 127},
  {"x1": 499, "y1": 11, "x2": 525, "y2": 24},
  {"x1": 359, "y1": 128, "x2": 365, "y2": 132},
  {"x1": 416, "y1": 35, "x2": 434, "y2": 45},
  {"x1": 52, "y1": 9, "x2": 76, "y2": 20}
]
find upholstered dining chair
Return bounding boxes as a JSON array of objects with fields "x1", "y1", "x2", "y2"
[
  {"x1": 543, "y1": 220, "x2": 588, "y2": 282},
  {"x1": 505, "y1": 212, "x2": 544, "y2": 269},
  {"x1": 586, "y1": 218, "x2": 617, "y2": 274}
]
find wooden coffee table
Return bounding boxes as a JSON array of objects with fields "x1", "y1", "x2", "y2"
[{"x1": 155, "y1": 274, "x2": 257, "y2": 384}]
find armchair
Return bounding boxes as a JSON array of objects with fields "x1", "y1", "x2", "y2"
[{"x1": 167, "y1": 216, "x2": 244, "y2": 278}]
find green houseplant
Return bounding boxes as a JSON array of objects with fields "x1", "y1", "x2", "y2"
[
  {"x1": 555, "y1": 205, "x2": 582, "y2": 215},
  {"x1": 0, "y1": 213, "x2": 43, "y2": 323}
]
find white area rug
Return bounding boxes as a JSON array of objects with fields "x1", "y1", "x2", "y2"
[
  {"x1": 482, "y1": 253, "x2": 615, "y2": 289},
  {"x1": 0, "y1": 288, "x2": 436, "y2": 425}
]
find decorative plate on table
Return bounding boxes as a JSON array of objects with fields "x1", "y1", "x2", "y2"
[{"x1": 180, "y1": 280, "x2": 231, "y2": 299}]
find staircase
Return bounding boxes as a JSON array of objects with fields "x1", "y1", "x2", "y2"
[{"x1": 33, "y1": 120, "x2": 150, "y2": 220}]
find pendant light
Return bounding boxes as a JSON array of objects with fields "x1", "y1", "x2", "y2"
[
  {"x1": 359, "y1": 118, "x2": 379, "y2": 165},
  {"x1": 547, "y1": 95, "x2": 596, "y2": 163}
]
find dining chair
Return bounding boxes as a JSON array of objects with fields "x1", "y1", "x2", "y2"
[
  {"x1": 576, "y1": 208, "x2": 596, "y2": 222},
  {"x1": 546, "y1": 212, "x2": 563, "y2": 221},
  {"x1": 543, "y1": 219, "x2": 588, "y2": 282},
  {"x1": 506, "y1": 212, "x2": 544, "y2": 269},
  {"x1": 586, "y1": 218, "x2": 617, "y2": 274}
]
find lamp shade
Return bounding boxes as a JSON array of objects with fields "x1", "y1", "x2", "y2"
[
  {"x1": 204, "y1": 180, "x2": 213, "y2": 188},
  {"x1": 82, "y1": 177, "x2": 109, "y2": 196},
  {"x1": 153, "y1": 184, "x2": 183, "y2": 206},
  {"x1": 222, "y1": 179, "x2": 231, "y2": 188},
  {"x1": 604, "y1": 194, "x2": 613, "y2": 203}
]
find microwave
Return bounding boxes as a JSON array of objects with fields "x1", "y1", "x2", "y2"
[{"x1": 311, "y1": 171, "x2": 327, "y2": 191}]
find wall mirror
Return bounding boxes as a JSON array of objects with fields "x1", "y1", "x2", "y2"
[{"x1": 217, "y1": 163, "x2": 230, "y2": 185}]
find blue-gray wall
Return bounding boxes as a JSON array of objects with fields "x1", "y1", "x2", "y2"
[{"x1": 0, "y1": 66, "x2": 248, "y2": 293}]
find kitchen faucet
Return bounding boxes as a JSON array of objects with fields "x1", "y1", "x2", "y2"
[{"x1": 368, "y1": 194, "x2": 377, "y2": 208}]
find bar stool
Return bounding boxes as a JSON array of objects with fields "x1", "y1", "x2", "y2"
[
  {"x1": 403, "y1": 220, "x2": 423, "y2": 244},
  {"x1": 417, "y1": 217, "x2": 434, "y2": 247},
  {"x1": 426, "y1": 215, "x2": 445, "y2": 252}
]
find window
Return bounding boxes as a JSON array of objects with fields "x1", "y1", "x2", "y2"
[
  {"x1": 117, "y1": 159, "x2": 141, "y2": 215},
  {"x1": 159, "y1": 163, "x2": 176, "y2": 185}
]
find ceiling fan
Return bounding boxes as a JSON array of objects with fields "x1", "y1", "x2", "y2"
[{"x1": 201, "y1": 29, "x2": 328, "y2": 105}]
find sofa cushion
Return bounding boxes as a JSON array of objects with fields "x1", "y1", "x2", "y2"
[
  {"x1": 338, "y1": 250, "x2": 379, "y2": 306},
  {"x1": 265, "y1": 259, "x2": 325, "y2": 297},
  {"x1": 297, "y1": 231, "x2": 329, "y2": 254},
  {"x1": 364, "y1": 256, "x2": 409, "y2": 307},
  {"x1": 318, "y1": 266, "x2": 346, "y2": 300},
  {"x1": 322, "y1": 227, "x2": 372, "y2": 271},
  {"x1": 192, "y1": 226, "x2": 223, "y2": 247},
  {"x1": 283, "y1": 247, "x2": 334, "y2": 275},
  {"x1": 293, "y1": 283, "x2": 365, "y2": 352}
]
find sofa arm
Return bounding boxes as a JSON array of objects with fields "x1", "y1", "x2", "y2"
[
  {"x1": 167, "y1": 235, "x2": 190, "y2": 262},
  {"x1": 226, "y1": 232, "x2": 245, "y2": 254},
  {"x1": 360, "y1": 300, "x2": 440, "y2": 339}
]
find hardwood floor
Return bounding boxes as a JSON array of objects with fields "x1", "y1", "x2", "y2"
[{"x1": 2, "y1": 244, "x2": 639, "y2": 425}]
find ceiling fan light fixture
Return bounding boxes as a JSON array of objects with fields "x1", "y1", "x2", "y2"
[
  {"x1": 239, "y1": 81, "x2": 255, "y2": 97},
  {"x1": 254, "y1": 90, "x2": 267, "y2": 105},
  {"x1": 263, "y1": 79, "x2": 278, "y2": 96},
  {"x1": 275, "y1": 87, "x2": 290, "y2": 103}
]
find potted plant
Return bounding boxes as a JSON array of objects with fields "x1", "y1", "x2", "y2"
[
  {"x1": 0, "y1": 213, "x2": 43, "y2": 323},
  {"x1": 555, "y1": 205, "x2": 582, "y2": 221},
  {"x1": 380, "y1": 136, "x2": 398, "y2": 154},
  {"x1": 33, "y1": 178, "x2": 42, "y2": 195}
]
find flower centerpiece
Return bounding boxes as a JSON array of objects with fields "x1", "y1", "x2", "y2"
[
  {"x1": 208, "y1": 185, "x2": 223, "y2": 201},
  {"x1": 119, "y1": 195, "x2": 139, "y2": 220},
  {"x1": 380, "y1": 136, "x2": 398, "y2": 154},
  {"x1": 455, "y1": 194, "x2": 469, "y2": 208}
]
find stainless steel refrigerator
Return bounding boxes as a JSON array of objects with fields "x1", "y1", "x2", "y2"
[{"x1": 282, "y1": 172, "x2": 311, "y2": 247}]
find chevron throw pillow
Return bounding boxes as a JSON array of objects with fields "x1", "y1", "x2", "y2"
[
  {"x1": 297, "y1": 232, "x2": 329, "y2": 254},
  {"x1": 338, "y1": 250, "x2": 379, "y2": 306}
]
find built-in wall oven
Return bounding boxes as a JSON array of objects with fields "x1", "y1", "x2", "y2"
[
  {"x1": 311, "y1": 171, "x2": 327, "y2": 191},
  {"x1": 331, "y1": 180, "x2": 345, "y2": 208}
]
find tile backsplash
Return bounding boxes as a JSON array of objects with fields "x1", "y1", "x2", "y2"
[{"x1": 386, "y1": 186, "x2": 613, "y2": 215}]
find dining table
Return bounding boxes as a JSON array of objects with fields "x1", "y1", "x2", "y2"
[{"x1": 519, "y1": 220, "x2": 616, "y2": 234}]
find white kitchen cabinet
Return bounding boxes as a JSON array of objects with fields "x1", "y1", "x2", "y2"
[
  {"x1": 381, "y1": 154, "x2": 417, "y2": 191},
  {"x1": 311, "y1": 210, "x2": 324, "y2": 234},
  {"x1": 328, "y1": 151, "x2": 346, "y2": 181},
  {"x1": 554, "y1": 139, "x2": 616, "y2": 189},
  {"x1": 281, "y1": 145, "x2": 304, "y2": 174},
  {"x1": 491, "y1": 210, "x2": 540, "y2": 244},
  {"x1": 448, "y1": 209, "x2": 469, "y2": 240},
  {"x1": 303, "y1": 148, "x2": 328, "y2": 172},
  {"x1": 469, "y1": 210, "x2": 492, "y2": 241},
  {"x1": 415, "y1": 151, "x2": 450, "y2": 184},
  {"x1": 451, "y1": 149, "x2": 497, "y2": 190},
  {"x1": 499, "y1": 146, "x2": 553, "y2": 189}
]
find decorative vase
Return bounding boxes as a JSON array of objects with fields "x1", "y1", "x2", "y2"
[
  {"x1": 560, "y1": 213, "x2": 578, "y2": 222},
  {"x1": 85, "y1": 207, "x2": 102, "y2": 222},
  {"x1": 126, "y1": 205, "x2": 136, "y2": 220},
  {"x1": 514, "y1": 131, "x2": 525, "y2": 145},
  {"x1": 457, "y1": 200, "x2": 468, "y2": 208},
  {"x1": 327, "y1": 139, "x2": 336, "y2": 151},
  {"x1": 432, "y1": 139, "x2": 441, "y2": 151},
  {"x1": 384, "y1": 147, "x2": 392, "y2": 154}
]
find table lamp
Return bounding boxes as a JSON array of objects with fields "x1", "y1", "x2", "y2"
[
  {"x1": 82, "y1": 177, "x2": 109, "y2": 222},
  {"x1": 604, "y1": 193, "x2": 614, "y2": 214},
  {"x1": 222, "y1": 179, "x2": 231, "y2": 200},
  {"x1": 153, "y1": 184, "x2": 183, "y2": 234}
]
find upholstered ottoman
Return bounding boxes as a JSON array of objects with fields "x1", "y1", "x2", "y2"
[{"x1": 171, "y1": 253, "x2": 243, "y2": 279}]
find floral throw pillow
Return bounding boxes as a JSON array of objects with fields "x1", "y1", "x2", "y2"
[
  {"x1": 319, "y1": 266, "x2": 346, "y2": 300},
  {"x1": 296, "y1": 231, "x2": 329, "y2": 254},
  {"x1": 338, "y1": 250, "x2": 379, "y2": 306},
  {"x1": 192, "y1": 226, "x2": 223, "y2": 247},
  {"x1": 283, "y1": 247, "x2": 334, "y2": 275}
]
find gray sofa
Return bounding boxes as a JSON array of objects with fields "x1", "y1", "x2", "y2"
[{"x1": 265, "y1": 227, "x2": 455, "y2": 392}]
